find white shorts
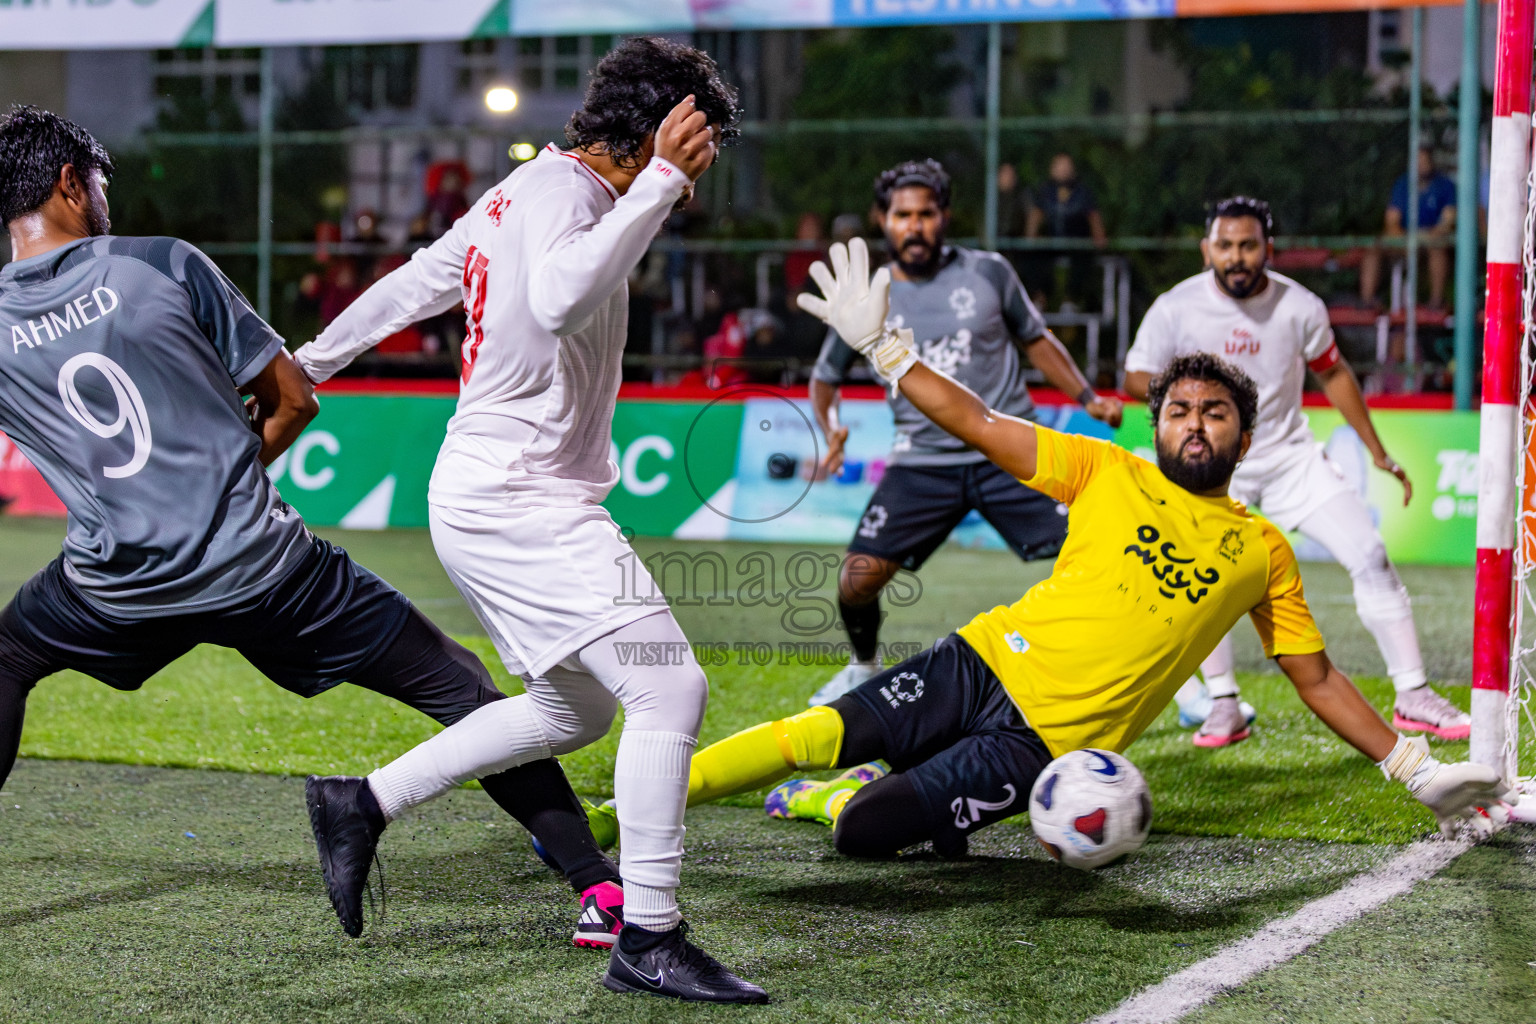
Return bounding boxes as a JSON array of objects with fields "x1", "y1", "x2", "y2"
[
  {"x1": 429, "y1": 502, "x2": 667, "y2": 678},
  {"x1": 1228, "y1": 440, "x2": 1355, "y2": 532}
]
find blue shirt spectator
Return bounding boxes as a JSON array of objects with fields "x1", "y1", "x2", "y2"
[{"x1": 1390, "y1": 170, "x2": 1457, "y2": 229}]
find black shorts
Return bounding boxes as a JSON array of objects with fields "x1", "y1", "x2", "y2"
[
  {"x1": 839, "y1": 634, "x2": 1053, "y2": 855},
  {"x1": 0, "y1": 537, "x2": 412, "y2": 698},
  {"x1": 848, "y1": 461, "x2": 1067, "y2": 570}
]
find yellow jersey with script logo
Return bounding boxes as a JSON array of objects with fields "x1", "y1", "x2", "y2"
[{"x1": 957, "y1": 427, "x2": 1324, "y2": 757}]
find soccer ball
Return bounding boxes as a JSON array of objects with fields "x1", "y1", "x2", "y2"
[{"x1": 1028, "y1": 748, "x2": 1152, "y2": 870}]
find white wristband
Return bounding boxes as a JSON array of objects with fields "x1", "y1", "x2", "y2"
[
  {"x1": 1378, "y1": 733, "x2": 1437, "y2": 794},
  {"x1": 867, "y1": 327, "x2": 918, "y2": 387}
]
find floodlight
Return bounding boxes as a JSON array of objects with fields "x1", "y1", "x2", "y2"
[
  {"x1": 510, "y1": 142, "x2": 537, "y2": 161},
  {"x1": 484, "y1": 86, "x2": 518, "y2": 113}
]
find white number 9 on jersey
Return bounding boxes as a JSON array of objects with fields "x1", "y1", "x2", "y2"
[{"x1": 57, "y1": 353, "x2": 153, "y2": 479}]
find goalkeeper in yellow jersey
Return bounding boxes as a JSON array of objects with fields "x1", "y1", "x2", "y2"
[{"x1": 680, "y1": 238, "x2": 1511, "y2": 858}]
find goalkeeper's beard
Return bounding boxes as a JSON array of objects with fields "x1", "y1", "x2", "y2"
[{"x1": 1155, "y1": 432, "x2": 1242, "y2": 494}]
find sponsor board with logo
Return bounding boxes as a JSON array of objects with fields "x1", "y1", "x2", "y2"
[{"x1": 0, "y1": 395, "x2": 1485, "y2": 565}]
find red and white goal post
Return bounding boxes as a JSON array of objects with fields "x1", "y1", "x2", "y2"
[{"x1": 1475, "y1": 0, "x2": 1536, "y2": 815}]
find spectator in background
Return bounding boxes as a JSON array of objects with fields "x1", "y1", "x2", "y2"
[
  {"x1": 783, "y1": 211, "x2": 827, "y2": 296},
  {"x1": 702, "y1": 308, "x2": 782, "y2": 388},
  {"x1": 425, "y1": 161, "x2": 472, "y2": 237},
  {"x1": 995, "y1": 161, "x2": 1027, "y2": 239},
  {"x1": 831, "y1": 213, "x2": 863, "y2": 247},
  {"x1": 1359, "y1": 146, "x2": 1457, "y2": 311},
  {"x1": 1025, "y1": 152, "x2": 1106, "y2": 312},
  {"x1": 780, "y1": 212, "x2": 831, "y2": 364}
]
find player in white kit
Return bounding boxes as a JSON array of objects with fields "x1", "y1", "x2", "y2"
[
  {"x1": 1124, "y1": 197, "x2": 1469, "y2": 747},
  {"x1": 293, "y1": 39, "x2": 766, "y2": 1003}
]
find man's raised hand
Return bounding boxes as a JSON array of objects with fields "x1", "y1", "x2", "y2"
[{"x1": 655, "y1": 95, "x2": 717, "y2": 181}]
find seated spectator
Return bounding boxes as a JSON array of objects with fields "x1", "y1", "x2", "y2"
[
  {"x1": 1359, "y1": 146, "x2": 1457, "y2": 311},
  {"x1": 703, "y1": 308, "x2": 782, "y2": 388}
]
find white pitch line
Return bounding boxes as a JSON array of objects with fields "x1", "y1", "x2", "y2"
[{"x1": 1084, "y1": 834, "x2": 1476, "y2": 1024}]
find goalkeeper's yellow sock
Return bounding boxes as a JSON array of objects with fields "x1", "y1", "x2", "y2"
[{"x1": 687, "y1": 706, "x2": 845, "y2": 806}]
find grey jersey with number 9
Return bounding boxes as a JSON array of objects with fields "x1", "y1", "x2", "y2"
[{"x1": 0, "y1": 236, "x2": 310, "y2": 615}]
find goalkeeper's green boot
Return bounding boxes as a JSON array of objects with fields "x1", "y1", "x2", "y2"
[{"x1": 765, "y1": 762, "x2": 888, "y2": 826}]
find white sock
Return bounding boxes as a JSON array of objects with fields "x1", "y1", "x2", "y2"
[
  {"x1": 1201, "y1": 634, "x2": 1240, "y2": 699},
  {"x1": 1295, "y1": 492, "x2": 1426, "y2": 693},
  {"x1": 612, "y1": 729, "x2": 696, "y2": 931},
  {"x1": 367, "y1": 695, "x2": 551, "y2": 820},
  {"x1": 1174, "y1": 676, "x2": 1205, "y2": 709},
  {"x1": 1355, "y1": 581, "x2": 1427, "y2": 692}
]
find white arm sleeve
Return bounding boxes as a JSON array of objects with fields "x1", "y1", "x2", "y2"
[
  {"x1": 293, "y1": 227, "x2": 468, "y2": 383},
  {"x1": 1300, "y1": 294, "x2": 1337, "y2": 364},
  {"x1": 1124, "y1": 296, "x2": 1175, "y2": 375},
  {"x1": 527, "y1": 157, "x2": 688, "y2": 336}
]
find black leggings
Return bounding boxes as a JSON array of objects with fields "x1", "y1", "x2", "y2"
[{"x1": 0, "y1": 604, "x2": 618, "y2": 893}]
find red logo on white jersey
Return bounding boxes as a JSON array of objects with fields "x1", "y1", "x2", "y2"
[
  {"x1": 1225, "y1": 328, "x2": 1260, "y2": 357},
  {"x1": 461, "y1": 246, "x2": 490, "y2": 383},
  {"x1": 485, "y1": 189, "x2": 510, "y2": 227}
]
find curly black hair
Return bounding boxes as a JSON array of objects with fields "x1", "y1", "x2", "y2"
[
  {"x1": 0, "y1": 105, "x2": 113, "y2": 227},
  {"x1": 1205, "y1": 195, "x2": 1273, "y2": 239},
  {"x1": 874, "y1": 159, "x2": 951, "y2": 212},
  {"x1": 564, "y1": 37, "x2": 740, "y2": 170},
  {"x1": 1146, "y1": 352, "x2": 1260, "y2": 435}
]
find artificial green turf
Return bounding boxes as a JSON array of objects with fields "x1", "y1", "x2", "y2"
[
  {"x1": 0, "y1": 520, "x2": 1511, "y2": 1023},
  {"x1": 0, "y1": 758, "x2": 1413, "y2": 1024},
  {"x1": 1185, "y1": 829, "x2": 1536, "y2": 1024},
  {"x1": 6, "y1": 523, "x2": 1483, "y2": 844}
]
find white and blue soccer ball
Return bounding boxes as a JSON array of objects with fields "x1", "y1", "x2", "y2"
[{"x1": 1028, "y1": 748, "x2": 1152, "y2": 870}]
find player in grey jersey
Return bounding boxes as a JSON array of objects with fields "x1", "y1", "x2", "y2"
[
  {"x1": 807, "y1": 159, "x2": 1123, "y2": 705},
  {"x1": 0, "y1": 106, "x2": 626, "y2": 947}
]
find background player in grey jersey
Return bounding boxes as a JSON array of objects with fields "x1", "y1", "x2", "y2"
[
  {"x1": 808, "y1": 159, "x2": 1123, "y2": 705},
  {"x1": 0, "y1": 106, "x2": 626, "y2": 948}
]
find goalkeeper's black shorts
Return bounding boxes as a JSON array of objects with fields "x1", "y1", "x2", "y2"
[{"x1": 834, "y1": 633, "x2": 1053, "y2": 856}]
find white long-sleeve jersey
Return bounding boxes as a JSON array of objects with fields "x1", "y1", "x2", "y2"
[{"x1": 294, "y1": 145, "x2": 688, "y2": 508}]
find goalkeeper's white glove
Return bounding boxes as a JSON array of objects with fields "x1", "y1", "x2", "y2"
[
  {"x1": 796, "y1": 238, "x2": 919, "y2": 388},
  {"x1": 1378, "y1": 733, "x2": 1514, "y2": 838}
]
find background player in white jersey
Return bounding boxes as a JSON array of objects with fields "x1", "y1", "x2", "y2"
[
  {"x1": 0, "y1": 106, "x2": 621, "y2": 944},
  {"x1": 1124, "y1": 196, "x2": 1468, "y2": 747},
  {"x1": 809, "y1": 159, "x2": 1122, "y2": 705},
  {"x1": 292, "y1": 40, "x2": 765, "y2": 1003}
]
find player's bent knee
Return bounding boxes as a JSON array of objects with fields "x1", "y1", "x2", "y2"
[
  {"x1": 537, "y1": 695, "x2": 618, "y2": 754},
  {"x1": 1341, "y1": 537, "x2": 1392, "y2": 578},
  {"x1": 839, "y1": 555, "x2": 896, "y2": 605},
  {"x1": 772, "y1": 705, "x2": 844, "y2": 770},
  {"x1": 832, "y1": 798, "x2": 900, "y2": 859}
]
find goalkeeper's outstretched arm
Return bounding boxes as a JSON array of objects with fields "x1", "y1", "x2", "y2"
[
  {"x1": 895, "y1": 363, "x2": 1040, "y2": 481},
  {"x1": 1279, "y1": 650, "x2": 1512, "y2": 835},
  {"x1": 1277, "y1": 650, "x2": 1395, "y2": 761}
]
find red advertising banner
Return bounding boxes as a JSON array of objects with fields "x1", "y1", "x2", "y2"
[
  {"x1": 0, "y1": 433, "x2": 65, "y2": 518},
  {"x1": 1177, "y1": 0, "x2": 1476, "y2": 14}
]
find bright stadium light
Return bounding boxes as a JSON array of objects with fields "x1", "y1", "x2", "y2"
[
  {"x1": 509, "y1": 142, "x2": 537, "y2": 161},
  {"x1": 484, "y1": 86, "x2": 518, "y2": 113}
]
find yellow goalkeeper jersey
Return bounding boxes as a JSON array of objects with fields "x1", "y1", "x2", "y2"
[{"x1": 957, "y1": 426, "x2": 1324, "y2": 758}]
